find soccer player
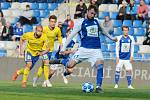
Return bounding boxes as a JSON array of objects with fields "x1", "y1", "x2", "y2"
[
  {"x1": 45, "y1": 30, "x2": 79, "y2": 85},
  {"x1": 60, "y1": 5, "x2": 117, "y2": 93},
  {"x1": 12, "y1": 25, "x2": 50, "y2": 88},
  {"x1": 33, "y1": 29, "x2": 78, "y2": 87},
  {"x1": 32, "y1": 15, "x2": 63, "y2": 87},
  {"x1": 114, "y1": 26, "x2": 135, "y2": 89}
]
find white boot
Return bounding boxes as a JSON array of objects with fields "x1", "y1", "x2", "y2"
[
  {"x1": 114, "y1": 84, "x2": 119, "y2": 89},
  {"x1": 42, "y1": 80, "x2": 47, "y2": 87},
  {"x1": 62, "y1": 74, "x2": 68, "y2": 84},
  {"x1": 46, "y1": 80, "x2": 52, "y2": 87},
  {"x1": 33, "y1": 77, "x2": 38, "y2": 87},
  {"x1": 128, "y1": 85, "x2": 134, "y2": 89}
]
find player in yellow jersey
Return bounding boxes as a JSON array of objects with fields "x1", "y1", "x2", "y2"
[
  {"x1": 12, "y1": 25, "x2": 50, "y2": 88},
  {"x1": 32, "y1": 15, "x2": 63, "y2": 87}
]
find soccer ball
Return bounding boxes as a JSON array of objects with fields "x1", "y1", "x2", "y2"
[{"x1": 82, "y1": 82, "x2": 94, "y2": 93}]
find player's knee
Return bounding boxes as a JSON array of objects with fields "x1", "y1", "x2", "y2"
[
  {"x1": 43, "y1": 60, "x2": 49, "y2": 65},
  {"x1": 95, "y1": 60, "x2": 104, "y2": 66},
  {"x1": 126, "y1": 70, "x2": 132, "y2": 75},
  {"x1": 26, "y1": 62, "x2": 32, "y2": 69},
  {"x1": 49, "y1": 69, "x2": 56, "y2": 75},
  {"x1": 67, "y1": 60, "x2": 76, "y2": 68},
  {"x1": 67, "y1": 68, "x2": 74, "y2": 73}
]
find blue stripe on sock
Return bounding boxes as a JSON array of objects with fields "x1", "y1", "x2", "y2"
[
  {"x1": 115, "y1": 71, "x2": 120, "y2": 84},
  {"x1": 96, "y1": 64, "x2": 103, "y2": 87},
  {"x1": 126, "y1": 75, "x2": 132, "y2": 86},
  {"x1": 63, "y1": 71, "x2": 70, "y2": 77}
]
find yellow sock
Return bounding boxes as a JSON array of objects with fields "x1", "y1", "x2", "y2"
[
  {"x1": 17, "y1": 68, "x2": 24, "y2": 75},
  {"x1": 37, "y1": 66, "x2": 44, "y2": 78},
  {"x1": 22, "y1": 67, "x2": 30, "y2": 83},
  {"x1": 44, "y1": 65, "x2": 49, "y2": 80}
]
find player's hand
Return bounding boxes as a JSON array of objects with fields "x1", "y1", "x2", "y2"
[
  {"x1": 20, "y1": 52, "x2": 24, "y2": 56},
  {"x1": 20, "y1": 50, "x2": 24, "y2": 56},
  {"x1": 59, "y1": 51, "x2": 64, "y2": 55},
  {"x1": 114, "y1": 37, "x2": 118, "y2": 42},
  {"x1": 59, "y1": 44, "x2": 63, "y2": 50},
  {"x1": 116, "y1": 57, "x2": 119, "y2": 64},
  {"x1": 138, "y1": 14, "x2": 142, "y2": 17},
  {"x1": 36, "y1": 52, "x2": 43, "y2": 56},
  {"x1": 59, "y1": 51, "x2": 66, "y2": 55},
  {"x1": 119, "y1": 13, "x2": 123, "y2": 16},
  {"x1": 130, "y1": 57, "x2": 133, "y2": 63},
  {"x1": 59, "y1": 50, "x2": 71, "y2": 55}
]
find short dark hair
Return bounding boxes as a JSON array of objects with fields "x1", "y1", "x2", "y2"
[
  {"x1": 87, "y1": 4, "x2": 97, "y2": 12},
  {"x1": 0, "y1": 10, "x2": 4, "y2": 17},
  {"x1": 122, "y1": 26, "x2": 129, "y2": 30},
  {"x1": 49, "y1": 15, "x2": 57, "y2": 21},
  {"x1": 26, "y1": 4, "x2": 30, "y2": 8},
  {"x1": 90, "y1": 0, "x2": 97, "y2": 4},
  {"x1": 36, "y1": 25, "x2": 43, "y2": 31}
]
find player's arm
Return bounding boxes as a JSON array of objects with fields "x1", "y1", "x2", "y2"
[
  {"x1": 71, "y1": 43, "x2": 79, "y2": 51},
  {"x1": 62, "y1": 42, "x2": 79, "y2": 55},
  {"x1": 57, "y1": 27, "x2": 63, "y2": 47},
  {"x1": 61, "y1": 19, "x2": 82, "y2": 52},
  {"x1": 102, "y1": 30, "x2": 117, "y2": 42},
  {"x1": 98, "y1": 19, "x2": 117, "y2": 42},
  {"x1": 130, "y1": 36, "x2": 135, "y2": 63},
  {"x1": 115, "y1": 36, "x2": 120, "y2": 64},
  {"x1": 19, "y1": 32, "x2": 28, "y2": 55},
  {"x1": 37, "y1": 39, "x2": 50, "y2": 56}
]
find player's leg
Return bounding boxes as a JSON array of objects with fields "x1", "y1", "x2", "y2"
[
  {"x1": 61, "y1": 59, "x2": 76, "y2": 84},
  {"x1": 22, "y1": 53, "x2": 39, "y2": 88},
  {"x1": 48, "y1": 66, "x2": 56, "y2": 79},
  {"x1": 33, "y1": 52, "x2": 57, "y2": 84},
  {"x1": 62, "y1": 49, "x2": 81, "y2": 77},
  {"x1": 22, "y1": 61, "x2": 32, "y2": 88},
  {"x1": 48, "y1": 64, "x2": 60, "y2": 79},
  {"x1": 89, "y1": 49, "x2": 104, "y2": 93},
  {"x1": 125, "y1": 60, "x2": 134, "y2": 89},
  {"x1": 48, "y1": 58, "x2": 70, "y2": 84},
  {"x1": 12, "y1": 67, "x2": 24, "y2": 81},
  {"x1": 42, "y1": 64, "x2": 60, "y2": 87},
  {"x1": 114, "y1": 60, "x2": 123, "y2": 88},
  {"x1": 41, "y1": 52, "x2": 53, "y2": 87},
  {"x1": 43, "y1": 58, "x2": 52, "y2": 87},
  {"x1": 94, "y1": 60, "x2": 104, "y2": 93},
  {"x1": 61, "y1": 48, "x2": 82, "y2": 84},
  {"x1": 47, "y1": 50, "x2": 61, "y2": 80},
  {"x1": 32, "y1": 65, "x2": 44, "y2": 87}
]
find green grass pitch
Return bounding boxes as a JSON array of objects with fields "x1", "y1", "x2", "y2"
[{"x1": 0, "y1": 81, "x2": 150, "y2": 100}]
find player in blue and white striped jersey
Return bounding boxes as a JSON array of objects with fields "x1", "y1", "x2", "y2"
[
  {"x1": 60, "y1": 5, "x2": 117, "y2": 93},
  {"x1": 114, "y1": 26, "x2": 135, "y2": 89}
]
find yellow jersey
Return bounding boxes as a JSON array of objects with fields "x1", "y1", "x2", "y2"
[
  {"x1": 21, "y1": 32, "x2": 49, "y2": 56},
  {"x1": 42, "y1": 26, "x2": 62, "y2": 52}
]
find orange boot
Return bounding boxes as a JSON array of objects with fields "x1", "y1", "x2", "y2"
[
  {"x1": 12, "y1": 70, "x2": 19, "y2": 81},
  {"x1": 22, "y1": 81, "x2": 27, "y2": 88}
]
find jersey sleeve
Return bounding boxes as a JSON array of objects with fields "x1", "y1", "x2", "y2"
[
  {"x1": 61, "y1": 18, "x2": 83, "y2": 51},
  {"x1": 116, "y1": 36, "x2": 121, "y2": 58},
  {"x1": 130, "y1": 35, "x2": 135, "y2": 58},
  {"x1": 42, "y1": 26, "x2": 47, "y2": 34}
]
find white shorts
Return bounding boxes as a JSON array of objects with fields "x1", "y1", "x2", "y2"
[
  {"x1": 116, "y1": 60, "x2": 133, "y2": 71},
  {"x1": 50, "y1": 64, "x2": 60, "y2": 70},
  {"x1": 71, "y1": 47, "x2": 104, "y2": 67}
]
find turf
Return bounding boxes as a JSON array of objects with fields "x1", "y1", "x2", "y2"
[{"x1": 0, "y1": 81, "x2": 150, "y2": 100}]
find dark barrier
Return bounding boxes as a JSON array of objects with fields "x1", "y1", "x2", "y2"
[{"x1": 0, "y1": 57, "x2": 150, "y2": 87}]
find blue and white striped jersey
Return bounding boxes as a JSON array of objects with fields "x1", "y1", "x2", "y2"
[{"x1": 116, "y1": 35, "x2": 135, "y2": 60}]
